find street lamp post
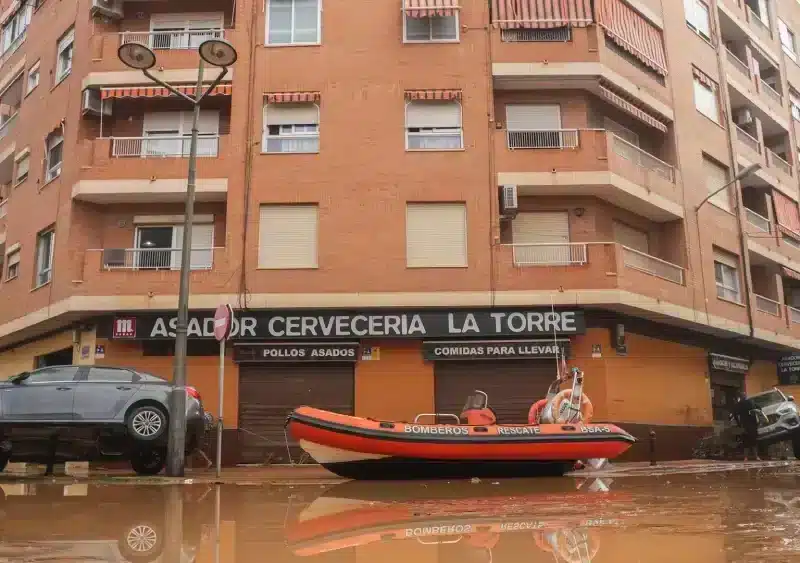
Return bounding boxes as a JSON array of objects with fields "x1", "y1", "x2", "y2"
[{"x1": 118, "y1": 39, "x2": 238, "y2": 477}]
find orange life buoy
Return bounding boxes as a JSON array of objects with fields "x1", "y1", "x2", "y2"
[
  {"x1": 528, "y1": 399, "x2": 548, "y2": 425},
  {"x1": 550, "y1": 390, "x2": 593, "y2": 423}
]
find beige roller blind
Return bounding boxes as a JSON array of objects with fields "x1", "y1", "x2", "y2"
[
  {"x1": 258, "y1": 205, "x2": 319, "y2": 269},
  {"x1": 613, "y1": 221, "x2": 649, "y2": 253},
  {"x1": 406, "y1": 203, "x2": 467, "y2": 267},
  {"x1": 6, "y1": 250, "x2": 19, "y2": 267},
  {"x1": 264, "y1": 103, "x2": 319, "y2": 126},
  {"x1": 512, "y1": 212, "x2": 569, "y2": 243},
  {"x1": 703, "y1": 155, "x2": 731, "y2": 211},
  {"x1": 505, "y1": 104, "x2": 561, "y2": 131},
  {"x1": 406, "y1": 101, "x2": 462, "y2": 128},
  {"x1": 713, "y1": 247, "x2": 739, "y2": 269}
]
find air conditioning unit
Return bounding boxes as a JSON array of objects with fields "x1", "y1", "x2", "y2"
[
  {"x1": 90, "y1": 0, "x2": 123, "y2": 20},
  {"x1": 735, "y1": 108, "x2": 753, "y2": 126},
  {"x1": 500, "y1": 184, "x2": 518, "y2": 219},
  {"x1": 81, "y1": 89, "x2": 112, "y2": 117}
]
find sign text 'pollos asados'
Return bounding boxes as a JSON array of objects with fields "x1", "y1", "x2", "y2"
[
  {"x1": 233, "y1": 342, "x2": 359, "y2": 363},
  {"x1": 109, "y1": 309, "x2": 585, "y2": 340}
]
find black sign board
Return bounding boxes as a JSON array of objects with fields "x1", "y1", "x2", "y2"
[
  {"x1": 233, "y1": 342, "x2": 360, "y2": 363},
  {"x1": 422, "y1": 340, "x2": 570, "y2": 361},
  {"x1": 709, "y1": 353, "x2": 750, "y2": 374},
  {"x1": 778, "y1": 355, "x2": 800, "y2": 385},
  {"x1": 103, "y1": 308, "x2": 586, "y2": 341}
]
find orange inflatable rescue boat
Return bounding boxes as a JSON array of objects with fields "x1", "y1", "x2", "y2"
[{"x1": 286, "y1": 366, "x2": 635, "y2": 480}]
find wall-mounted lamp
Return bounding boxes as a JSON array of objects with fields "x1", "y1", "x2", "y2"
[{"x1": 574, "y1": 207, "x2": 585, "y2": 217}]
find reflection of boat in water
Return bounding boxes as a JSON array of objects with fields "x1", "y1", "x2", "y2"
[{"x1": 285, "y1": 479, "x2": 624, "y2": 562}]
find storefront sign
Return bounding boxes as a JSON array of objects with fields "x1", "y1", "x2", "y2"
[
  {"x1": 104, "y1": 309, "x2": 586, "y2": 341},
  {"x1": 422, "y1": 340, "x2": 569, "y2": 361},
  {"x1": 232, "y1": 342, "x2": 360, "y2": 362},
  {"x1": 778, "y1": 355, "x2": 800, "y2": 385},
  {"x1": 709, "y1": 353, "x2": 750, "y2": 374}
]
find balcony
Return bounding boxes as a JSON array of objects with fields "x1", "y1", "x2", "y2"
[
  {"x1": 0, "y1": 198, "x2": 6, "y2": 220},
  {"x1": 755, "y1": 294, "x2": 781, "y2": 316},
  {"x1": 621, "y1": 245, "x2": 684, "y2": 285},
  {"x1": 99, "y1": 247, "x2": 216, "y2": 271},
  {"x1": 765, "y1": 148, "x2": 793, "y2": 184},
  {"x1": 508, "y1": 243, "x2": 588, "y2": 266},
  {"x1": 726, "y1": 48, "x2": 750, "y2": 80},
  {"x1": 120, "y1": 29, "x2": 225, "y2": 51},
  {"x1": 111, "y1": 136, "x2": 220, "y2": 158},
  {"x1": 788, "y1": 305, "x2": 800, "y2": 326},
  {"x1": 759, "y1": 79, "x2": 783, "y2": 109},
  {"x1": 745, "y1": 207, "x2": 771, "y2": 233},
  {"x1": 745, "y1": 6, "x2": 772, "y2": 45},
  {"x1": 735, "y1": 125, "x2": 762, "y2": 161},
  {"x1": 496, "y1": 128, "x2": 681, "y2": 221}
]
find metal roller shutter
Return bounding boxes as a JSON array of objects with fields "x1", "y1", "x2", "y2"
[
  {"x1": 238, "y1": 364, "x2": 354, "y2": 464},
  {"x1": 434, "y1": 360, "x2": 557, "y2": 425}
]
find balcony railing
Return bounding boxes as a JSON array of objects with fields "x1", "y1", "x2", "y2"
[
  {"x1": 726, "y1": 49, "x2": 751, "y2": 78},
  {"x1": 263, "y1": 133, "x2": 320, "y2": 154},
  {"x1": 788, "y1": 305, "x2": 800, "y2": 324},
  {"x1": 111, "y1": 136, "x2": 219, "y2": 158},
  {"x1": 736, "y1": 126, "x2": 761, "y2": 154},
  {"x1": 767, "y1": 149, "x2": 792, "y2": 177},
  {"x1": 100, "y1": 247, "x2": 215, "y2": 271},
  {"x1": 509, "y1": 243, "x2": 588, "y2": 266},
  {"x1": 621, "y1": 246, "x2": 684, "y2": 285},
  {"x1": 609, "y1": 133, "x2": 675, "y2": 182},
  {"x1": 755, "y1": 294, "x2": 781, "y2": 316},
  {"x1": 746, "y1": 7, "x2": 772, "y2": 41},
  {"x1": 0, "y1": 199, "x2": 6, "y2": 219},
  {"x1": 0, "y1": 31, "x2": 25, "y2": 68},
  {"x1": 760, "y1": 79, "x2": 783, "y2": 106},
  {"x1": 507, "y1": 129, "x2": 580, "y2": 149},
  {"x1": 0, "y1": 112, "x2": 18, "y2": 141},
  {"x1": 120, "y1": 29, "x2": 225, "y2": 51},
  {"x1": 745, "y1": 207, "x2": 771, "y2": 232}
]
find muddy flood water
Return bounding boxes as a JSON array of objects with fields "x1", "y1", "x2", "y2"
[{"x1": 2, "y1": 469, "x2": 800, "y2": 562}]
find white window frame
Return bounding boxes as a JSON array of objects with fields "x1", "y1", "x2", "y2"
[
  {"x1": 693, "y1": 77, "x2": 719, "y2": 123},
  {"x1": 405, "y1": 100, "x2": 464, "y2": 151},
  {"x1": 265, "y1": 0, "x2": 322, "y2": 46},
  {"x1": 14, "y1": 150, "x2": 29, "y2": 185},
  {"x1": 26, "y1": 61, "x2": 40, "y2": 95},
  {"x1": 45, "y1": 130, "x2": 64, "y2": 182},
  {"x1": 791, "y1": 89, "x2": 800, "y2": 120},
  {"x1": 34, "y1": 230, "x2": 55, "y2": 288},
  {"x1": 133, "y1": 223, "x2": 214, "y2": 270},
  {"x1": 402, "y1": 10, "x2": 460, "y2": 43},
  {"x1": 148, "y1": 12, "x2": 225, "y2": 50},
  {"x1": 780, "y1": 19, "x2": 797, "y2": 62},
  {"x1": 55, "y1": 27, "x2": 75, "y2": 84},
  {"x1": 714, "y1": 260, "x2": 741, "y2": 303},
  {"x1": 1, "y1": 3, "x2": 31, "y2": 55},
  {"x1": 684, "y1": 0, "x2": 711, "y2": 41},
  {"x1": 4, "y1": 248, "x2": 20, "y2": 281},
  {"x1": 262, "y1": 102, "x2": 320, "y2": 154}
]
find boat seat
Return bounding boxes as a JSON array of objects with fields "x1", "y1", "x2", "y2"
[{"x1": 461, "y1": 406, "x2": 498, "y2": 426}]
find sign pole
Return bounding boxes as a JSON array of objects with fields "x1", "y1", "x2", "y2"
[{"x1": 213, "y1": 304, "x2": 233, "y2": 479}]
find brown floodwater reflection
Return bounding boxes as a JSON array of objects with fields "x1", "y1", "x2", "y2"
[{"x1": 1, "y1": 469, "x2": 800, "y2": 562}]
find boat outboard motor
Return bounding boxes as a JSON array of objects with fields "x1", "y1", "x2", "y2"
[{"x1": 460, "y1": 390, "x2": 497, "y2": 425}]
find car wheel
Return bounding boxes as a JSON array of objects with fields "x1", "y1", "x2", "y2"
[
  {"x1": 118, "y1": 520, "x2": 164, "y2": 561},
  {"x1": 126, "y1": 405, "x2": 167, "y2": 442},
  {"x1": 130, "y1": 448, "x2": 166, "y2": 476}
]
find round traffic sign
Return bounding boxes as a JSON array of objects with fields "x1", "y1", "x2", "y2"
[{"x1": 213, "y1": 304, "x2": 234, "y2": 341}]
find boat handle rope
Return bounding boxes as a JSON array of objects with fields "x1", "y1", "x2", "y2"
[
  {"x1": 413, "y1": 413, "x2": 462, "y2": 424},
  {"x1": 415, "y1": 536, "x2": 463, "y2": 545}
]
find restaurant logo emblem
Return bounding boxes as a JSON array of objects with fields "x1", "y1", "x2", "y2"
[{"x1": 113, "y1": 317, "x2": 137, "y2": 339}]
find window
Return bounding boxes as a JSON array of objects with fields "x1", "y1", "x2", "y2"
[
  {"x1": 26, "y1": 62, "x2": 39, "y2": 94},
  {"x1": 21, "y1": 366, "x2": 80, "y2": 383},
  {"x1": 613, "y1": 221, "x2": 649, "y2": 254},
  {"x1": 1, "y1": 3, "x2": 31, "y2": 54},
  {"x1": 506, "y1": 104, "x2": 569, "y2": 149},
  {"x1": 404, "y1": 11, "x2": 459, "y2": 42},
  {"x1": 780, "y1": 20, "x2": 797, "y2": 61},
  {"x1": 87, "y1": 367, "x2": 136, "y2": 383},
  {"x1": 131, "y1": 222, "x2": 214, "y2": 270},
  {"x1": 684, "y1": 0, "x2": 711, "y2": 40},
  {"x1": 149, "y1": 13, "x2": 225, "y2": 50},
  {"x1": 406, "y1": 203, "x2": 467, "y2": 268},
  {"x1": 142, "y1": 111, "x2": 220, "y2": 157},
  {"x1": 791, "y1": 89, "x2": 800, "y2": 121},
  {"x1": 266, "y1": 0, "x2": 320, "y2": 45},
  {"x1": 511, "y1": 212, "x2": 574, "y2": 265},
  {"x1": 45, "y1": 130, "x2": 63, "y2": 182},
  {"x1": 703, "y1": 155, "x2": 732, "y2": 211},
  {"x1": 262, "y1": 103, "x2": 319, "y2": 153},
  {"x1": 4, "y1": 247, "x2": 19, "y2": 281},
  {"x1": 35, "y1": 230, "x2": 54, "y2": 287},
  {"x1": 258, "y1": 204, "x2": 319, "y2": 269},
  {"x1": 693, "y1": 71, "x2": 719, "y2": 123},
  {"x1": 55, "y1": 27, "x2": 75, "y2": 83},
  {"x1": 405, "y1": 100, "x2": 463, "y2": 150},
  {"x1": 13, "y1": 151, "x2": 28, "y2": 185},
  {"x1": 714, "y1": 248, "x2": 741, "y2": 303}
]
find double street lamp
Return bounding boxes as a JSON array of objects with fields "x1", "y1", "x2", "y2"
[{"x1": 118, "y1": 38, "x2": 238, "y2": 477}]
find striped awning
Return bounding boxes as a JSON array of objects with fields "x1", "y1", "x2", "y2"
[
  {"x1": 596, "y1": 0, "x2": 667, "y2": 76},
  {"x1": 100, "y1": 84, "x2": 232, "y2": 100},
  {"x1": 405, "y1": 89, "x2": 462, "y2": 100},
  {"x1": 598, "y1": 84, "x2": 668, "y2": 133},
  {"x1": 783, "y1": 266, "x2": 800, "y2": 282},
  {"x1": 774, "y1": 190, "x2": 800, "y2": 235},
  {"x1": 264, "y1": 92, "x2": 321, "y2": 103},
  {"x1": 404, "y1": 0, "x2": 460, "y2": 18},
  {"x1": 491, "y1": 0, "x2": 592, "y2": 29},
  {"x1": 692, "y1": 66, "x2": 717, "y2": 90}
]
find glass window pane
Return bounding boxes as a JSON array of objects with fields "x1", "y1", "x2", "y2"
[
  {"x1": 88, "y1": 368, "x2": 135, "y2": 382},
  {"x1": 268, "y1": 0, "x2": 293, "y2": 44},
  {"x1": 430, "y1": 15, "x2": 457, "y2": 40},
  {"x1": 294, "y1": 0, "x2": 319, "y2": 43},
  {"x1": 27, "y1": 367, "x2": 80, "y2": 383},
  {"x1": 406, "y1": 16, "x2": 431, "y2": 40}
]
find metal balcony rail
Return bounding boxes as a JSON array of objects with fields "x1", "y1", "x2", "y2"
[
  {"x1": 746, "y1": 7, "x2": 772, "y2": 40},
  {"x1": 509, "y1": 243, "x2": 588, "y2": 266},
  {"x1": 120, "y1": 29, "x2": 225, "y2": 51},
  {"x1": 0, "y1": 199, "x2": 7, "y2": 219},
  {"x1": 760, "y1": 79, "x2": 783, "y2": 105},
  {"x1": 726, "y1": 48, "x2": 750, "y2": 77},
  {"x1": 735, "y1": 125, "x2": 761, "y2": 154},
  {"x1": 111, "y1": 136, "x2": 219, "y2": 158},
  {"x1": 767, "y1": 148, "x2": 792, "y2": 176},
  {"x1": 100, "y1": 248, "x2": 215, "y2": 271},
  {"x1": 621, "y1": 246, "x2": 684, "y2": 285},
  {"x1": 507, "y1": 129, "x2": 580, "y2": 149},
  {"x1": 755, "y1": 294, "x2": 781, "y2": 316},
  {"x1": 263, "y1": 133, "x2": 320, "y2": 154},
  {"x1": 745, "y1": 207, "x2": 771, "y2": 232},
  {"x1": 788, "y1": 305, "x2": 800, "y2": 324},
  {"x1": 609, "y1": 133, "x2": 675, "y2": 182}
]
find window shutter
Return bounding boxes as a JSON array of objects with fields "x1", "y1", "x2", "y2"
[
  {"x1": 713, "y1": 247, "x2": 739, "y2": 269},
  {"x1": 15, "y1": 154, "x2": 28, "y2": 179},
  {"x1": 190, "y1": 224, "x2": 214, "y2": 269},
  {"x1": 703, "y1": 156, "x2": 730, "y2": 210},
  {"x1": 505, "y1": 104, "x2": 561, "y2": 131},
  {"x1": 264, "y1": 103, "x2": 319, "y2": 126},
  {"x1": 406, "y1": 101, "x2": 462, "y2": 128},
  {"x1": 57, "y1": 27, "x2": 74, "y2": 51},
  {"x1": 143, "y1": 112, "x2": 182, "y2": 132},
  {"x1": 613, "y1": 221, "x2": 649, "y2": 253},
  {"x1": 258, "y1": 205, "x2": 318, "y2": 268},
  {"x1": 406, "y1": 203, "x2": 467, "y2": 267},
  {"x1": 186, "y1": 13, "x2": 225, "y2": 28},
  {"x1": 7, "y1": 251, "x2": 19, "y2": 267},
  {"x1": 512, "y1": 212, "x2": 569, "y2": 243},
  {"x1": 184, "y1": 110, "x2": 220, "y2": 134}
]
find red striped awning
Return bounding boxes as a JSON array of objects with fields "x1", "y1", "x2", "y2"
[
  {"x1": 783, "y1": 266, "x2": 800, "y2": 282},
  {"x1": 774, "y1": 190, "x2": 800, "y2": 235},
  {"x1": 405, "y1": 89, "x2": 462, "y2": 100},
  {"x1": 404, "y1": 0, "x2": 460, "y2": 18},
  {"x1": 596, "y1": 0, "x2": 668, "y2": 76},
  {"x1": 692, "y1": 66, "x2": 717, "y2": 90},
  {"x1": 491, "y1": 0, "x2": 593, "y2": 29},
  {"x1": 598, "y1": 84, "x2": 668, "y2": 133},
  {"x1": 100, "y1": 84, "x2": 232, "y2": 100},
  {"x1": 264, "y1": 92, "x2": 321, "y2": 103}
]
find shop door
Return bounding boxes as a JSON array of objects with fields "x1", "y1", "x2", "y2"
[
  {"x1": 238, "y1": 364, "x2": 354, "y2": 465},
  {"x1": 710, "y1": 371, "x2": 745, "y2": 423},
  {"x1": 434, "y1": 361, "x2": 557, "y2": 425}
]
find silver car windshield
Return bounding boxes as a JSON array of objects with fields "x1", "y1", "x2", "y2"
[{"x1": 750, "y1": 391, "x2": 785, "y2": 409}]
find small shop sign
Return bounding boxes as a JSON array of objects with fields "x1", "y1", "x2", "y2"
[
  {"x1": 422, "y1": 340, "x2": 570, "y2": 361},
  {"x1": 709, "y1": 353, "x2": 750, "y2": 374},
  {"x1": 233, "y1": 342, "x2": 360, "y2": 362}
]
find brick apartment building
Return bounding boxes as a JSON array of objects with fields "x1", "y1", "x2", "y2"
[{"x1": 1, "y1": 0, "x2": 800, "y2": 463}]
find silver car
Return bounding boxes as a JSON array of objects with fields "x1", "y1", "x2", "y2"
[
  {"x1": 0, "y1": 365, "x2": 208, "y2": 475},
  {"x1": 747, "y1": 388, "x2": 800, "y2": 443}
]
